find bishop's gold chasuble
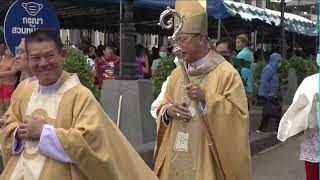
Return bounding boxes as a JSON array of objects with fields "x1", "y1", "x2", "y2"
[{"x1": 154, "y1": 51, "x2": 252, "y2": 180}]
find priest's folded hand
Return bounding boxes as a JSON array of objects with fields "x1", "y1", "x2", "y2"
[
  {"x1": 185, "y1": 83, "x2": 205, "y2": 102},
  {"x1": 0, "y1": 113, "x2": 9, "y2": 128},
  {"x1": 17, "y1": 115, "x2": 46, "y2": 140},
  {"x1": 0, "y1": 119, "x2": 4, "y2": 128},
  {"x1": 167, "y1": 103, "x2": 192, "y2": 122},
  {"x1": 0, "y1": 112, "x2": 9, "y2": 127}
]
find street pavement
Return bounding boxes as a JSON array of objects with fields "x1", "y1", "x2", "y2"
[{"x1": 252, "y1": 135, "x2": 305, "y2": 180}]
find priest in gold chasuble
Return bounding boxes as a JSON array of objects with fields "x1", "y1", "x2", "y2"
[
  {"x1": 0, "y1": 29, "x2": 158, "y2": 180},
  {"x1": 154, "y1": 1, "x2": 251, "y2": 180}
]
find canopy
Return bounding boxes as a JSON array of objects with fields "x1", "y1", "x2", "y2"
[
  {"x1": 132, "y1": 0, "x2": 317, "y2": 36},
  {"x1": 223, "y1": 1, "x2": 317, "y2": 36},
  {"x1": 134, "y1": 0, "x2": 229, "y2": 19},
  {"x1": 0, "y1": 0, "x2": 317, "y2": 36}
]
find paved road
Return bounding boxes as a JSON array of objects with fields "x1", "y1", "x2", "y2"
[{"x1": 252, "y1": 135, "x2": 305, "y2": 180}]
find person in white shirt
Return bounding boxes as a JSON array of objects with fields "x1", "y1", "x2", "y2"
[
  {"x1": 80, "y1": 45, "x2": 96, "y2": 75},
  {"x1": 277, "y1": 72, "x2": 319, "y2": 180}
]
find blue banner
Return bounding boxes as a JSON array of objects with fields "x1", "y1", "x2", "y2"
[{"x1": 4, "y1": 0, "x2": 60, "y2": 55}]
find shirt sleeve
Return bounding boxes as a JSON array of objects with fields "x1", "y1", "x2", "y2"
[
  {"x1": 199, "y1": 100, "x2": 207, "y2": 111},
  {"x1": 38, "y1": 124, "x2": 73, "y2": 163},
  {"x1": 12, "y1": 127, "x2": 25, "y2": 154},
  {"x1": 150, "y1": 78, "x2": 170, "y2": 119},
  {"x1": 150, "y1": 96, "x2": 162, "y2": 119},
  {"x1": 161, "y1": 104, "x2": 172, "y2": 127}
]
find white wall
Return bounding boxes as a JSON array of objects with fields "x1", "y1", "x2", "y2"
[{"x1": 60, "y1": 29, "x2": 162, "y2": 49}]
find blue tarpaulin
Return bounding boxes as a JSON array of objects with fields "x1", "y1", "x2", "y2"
[
  {"x1": 91, "y1": 0, "x2": 317, "y2": 36},
  {"x1": 134, "y1": 0, "x2": 229, "y2": 19},
  {"x1": 93, "y1": 0, "x2": 229, "y2": 19}
]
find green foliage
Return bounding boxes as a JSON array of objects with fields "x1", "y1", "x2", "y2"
[
  {"x1": 253, "y1": 60, "x2": 266, "y2": 94},
  {"x1": 278, "y1": 55, "x2": 317, "y2": 93},
  {"x1": 152, "y1": 55, "x2": 176, "y2": 97},
  {"x1": 64, "y1": 48, "x2": 100, "y2": 100},
  {"x1": 254, "y1": 55, "x2": 317, "y2": 96},
  {"x1": 278, "y1": 59, "x2": 289, "y2": 92}
]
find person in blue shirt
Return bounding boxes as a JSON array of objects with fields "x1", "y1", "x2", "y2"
[
  {"x1": 258, "y1": 53, "x2": 281, "y2": 97},
  {"x1": 257, "y1": 53, "x2": 282, "y2": 133},
  {"x1": 235, "y1": 34, "x2": 254, "y2": 108}
]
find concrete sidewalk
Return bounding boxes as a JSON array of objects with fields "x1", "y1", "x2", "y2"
[
  {"x1": 252, "y1": 135, "x2": 305, "y2": 180},
  {"x1": 249, "y1": 105, "x2": 290, "y2": 154}
]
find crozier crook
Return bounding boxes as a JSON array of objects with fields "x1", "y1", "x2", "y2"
[{"x1": 158, "y1": 7, "x2": 191, "y2": 83}]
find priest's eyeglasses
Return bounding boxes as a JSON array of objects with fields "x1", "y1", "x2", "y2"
[
  {"x1": 176, "y1": 34, "x2": 199, "y2": 45},
  {"x1": 15, "y1": 47, "x2": 25, "y2": 55}
]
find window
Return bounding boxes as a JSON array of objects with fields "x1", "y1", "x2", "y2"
[
  {"x1": 256, "y1": 0, "x2": 262, "y2": 7},
  {"x1": 245, "y1": 0, "x2": 252, "y2": 4}
]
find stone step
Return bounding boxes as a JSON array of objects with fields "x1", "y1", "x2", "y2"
[
  {"x1": 249, "y1": 105, "x2": 289, "y2": 131},
  {"x1": 249, "y1": 105, "x2": 289, "y2": 155},
  {"x1": 249, "y1": 131, "x2": 279, "y2": 155}
]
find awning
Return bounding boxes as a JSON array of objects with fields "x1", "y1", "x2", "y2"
[
  {"x1": 134, "y1": 0, "x2": 229, "y2": 19},
  {"x1": 133, "y1": 0, "x2": 317, "y2": 36},
  {"x1": 223, "y1": 1, "x2": 317, "y2": 36},
  {"x1": 0, "y1": 0, "x2": 317, "y2": 36}
]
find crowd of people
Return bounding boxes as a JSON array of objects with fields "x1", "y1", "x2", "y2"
[
  {"x1": 70, "y1": 42, "x2": 174, "y2": 90},
  {"x1": 72, "y1": 35, "x2": 255, "y2": 94}
]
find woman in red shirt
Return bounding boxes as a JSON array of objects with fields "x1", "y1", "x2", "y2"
[
  {"x1": 0, "y1": 47, "x2": 17, "y2": 117},
  {"x1": 95, "y1": 44, "x2": 120, "y2": 89}
]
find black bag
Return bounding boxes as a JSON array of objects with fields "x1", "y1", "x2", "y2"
[{"x1": 261, "y1": 97, "x2": 282, "y2": 130}]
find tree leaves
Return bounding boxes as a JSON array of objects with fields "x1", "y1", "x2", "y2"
[
  {"x1": 64, "y1": 48, "x2": 101, "y2": 101},
  {"x1": 151, "y1": 56, "x2": 176, "y2": 98}
]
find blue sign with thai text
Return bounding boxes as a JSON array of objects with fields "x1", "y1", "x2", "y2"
[{"x1": 4, "y1": 0, "x2": 60, "y2": 55}]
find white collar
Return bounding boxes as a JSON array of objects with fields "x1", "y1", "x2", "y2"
[
  {"x1": 188, "y1": 52, "x2": 210, "y2": 70},
  {"x1": 38, "y1": 73, "x2": 63, "y2": 95}
]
